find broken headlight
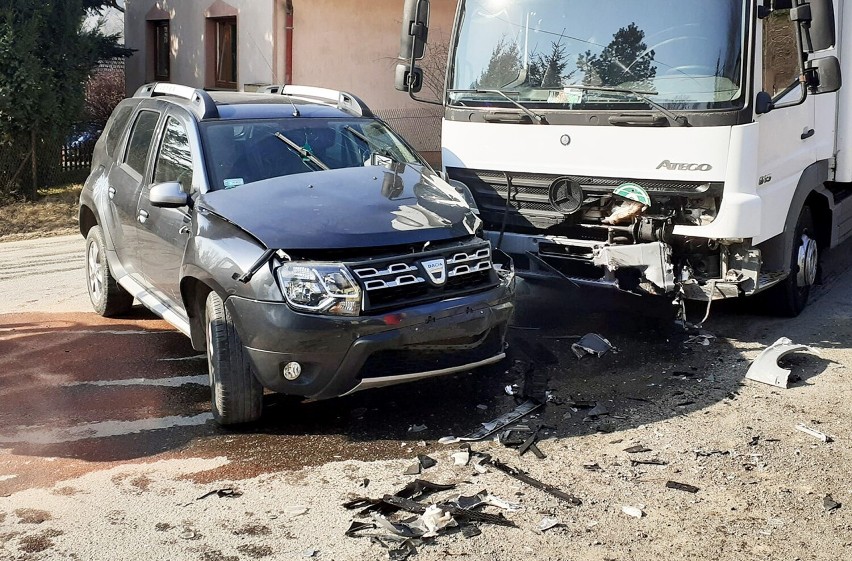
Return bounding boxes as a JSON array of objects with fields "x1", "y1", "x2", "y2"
[{"x1": 277, "y1": 263, "x2": 362, "y2": 316}]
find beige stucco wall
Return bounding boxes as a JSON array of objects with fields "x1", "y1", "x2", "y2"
[
  {"x1": 125, "y1": 0, "x2": 457, "y2": 111},
  {"x1": 290, "y1": 0, "x2": 457, "y2": 110},
  {"x1": 124, "y1": 0, "x2": 279, "y2": 93}
]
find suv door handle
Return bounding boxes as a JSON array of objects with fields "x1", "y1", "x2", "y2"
[
  {"x1": 108, "y1": 187, "x2": 116, "y2": 200},
  {"x1": 137, "y1": 210, "x2": 149, "y2": 224}
]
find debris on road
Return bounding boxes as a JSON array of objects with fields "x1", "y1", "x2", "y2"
[
  {"x1": 403, "y1": 463, "x2": 421, "y2": 476},
  {"x1": 539, "y1": 517, "x2": 561, "y2": 532},
  {"x1": 746, "y1": 337, "x2": 817, "y2": 389},
  {"x1": 824, "y1": 494, "x2": 842, "y2": 512},
  {"x1": 487, "y1": 458, "x2": 582, "y2": 506},
  {"x1": 461, "y1": 525, "x2": 482, "y2": 538},
  {"x1": 582, "y1": 463, "x2": 603, "y2": 472},
  {"x1": 439, "y1": 400, "x2": 543, "y2": 444},
  {"x1": 418, "y1": 455, "x2": 437, "y2": 470},
  {"x1": 196, "y1": 488, "x2": 242, "y2": 500},
  {"x1": 451, "y1": 449, "x2": 471, "y2": 466},
  {"x1": 684, "y1": 333, "x2": 715, "y2": 346},
  {"x1": 505, "y1": 385, "x2": 518, "y2": 396},
  {"x1": 572, "y1": 333, "x2": 614, "y2": 358},
  {"x1": 622, "y1": 505, "x2": 645, "y2": 518},
  {"x1": 666, "y1": 481, "x2": 699, "y2": 494},
  {"x1": 585, "y1": 404, "x2": 610, "y2": 418},
  {"x1": 408, "y1": 424, "x2": 428, "y2": 433},
  {"x1": 624, "y1": 445, "x2": 652, "y2": 454},
  {"x1": 796, "y1": 423, "x2": 833, "y2": 443},
  {"x1": 694, "y1": 449, "x2": 730, "y2": 458},
  {"x1": 631, "y1": 458, "x2": 668, "y2": 467}
]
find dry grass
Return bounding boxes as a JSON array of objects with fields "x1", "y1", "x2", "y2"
[{"x1": 0, "y1": 185, "x2": 81, "y2": 242}]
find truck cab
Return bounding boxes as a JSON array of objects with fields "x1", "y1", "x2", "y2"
[{"x1": 396, "y1": 0, "x2": 851, "y2": 317}]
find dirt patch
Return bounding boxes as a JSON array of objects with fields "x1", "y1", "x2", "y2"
[
  {"x1": 15, "y1": 509, "x2": 51, "y2": 524},
  {"x1": 18, "y1": 529, "x2": 63, "y2": 553},
  {"x1": 154, "y1": 522, "x2": 173, "y2": 532},
  {"x1": 0, "y1": 512, "x2": 5, "y2": 523},
  {"x1": 0, "y1": 185, "x2": 81, "y2": 241},
  {"x1": 236, "y1": 544, "x2": 273, "y2": 559},
  {"x1": 130, "y1": 475, "x2": 152, "y2": 493},
  {"x1": 231, "y1": 524, "x2": 271, "y2": 537}
]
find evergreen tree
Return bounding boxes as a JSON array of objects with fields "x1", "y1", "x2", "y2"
[
  {"x1": 577, "y1": 23, "x2": 657, "y2": 89},
  {"x1": 475, "y1": 37, "x2": 522, "y2": 89}
]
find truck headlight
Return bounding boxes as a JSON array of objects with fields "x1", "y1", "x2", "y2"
[{"x1": 277, "y1": 263, "x2": 362, "y2": 316}]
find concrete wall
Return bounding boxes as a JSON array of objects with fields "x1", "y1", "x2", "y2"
[
  {"x1": 125, "y1": 0, "x2": 458, "y2": 110},
  {"x1": 125, "y1": 0, "x2": 279, "y2": 93}
]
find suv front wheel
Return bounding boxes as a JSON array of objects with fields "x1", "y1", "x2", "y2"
[
  {"x1": 205, "y1": 291, "x2": 264, "y2": 425},
  {"x1": 85, "y1": 226, "x2": 133, "y2": 317}
]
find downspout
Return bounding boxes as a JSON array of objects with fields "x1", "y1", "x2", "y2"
[{"x1": 285, "y1": 0, "x2": 294, "y2": 84}]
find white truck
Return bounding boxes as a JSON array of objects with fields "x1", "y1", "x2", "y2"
[{"x1": 395, "y1": 0, "x2": 851, "y2": 317}]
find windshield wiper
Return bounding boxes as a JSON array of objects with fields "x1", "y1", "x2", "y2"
[
  {"x1": 448, "y1": 89, "x2": 547, "y2": 125},
  {"x1": 564, "y1": 85, "x2": 689, "y2": 127},
  {"x1": 273, "y1": 132, "x2": 330, "y2": 170},
  {"x1": 341, "y1": 126, "x2": 398, "y2": 162}
]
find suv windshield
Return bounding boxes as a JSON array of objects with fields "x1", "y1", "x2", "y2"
[
  {"x1": 200, "y1": 117, "x2": 424, "y2": 190},
  {"x1": 450, "y1": 0, "x2": 746, "y2": 111}
]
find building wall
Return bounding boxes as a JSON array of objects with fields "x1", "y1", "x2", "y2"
[
  {"x1": 124, "y1": 0, "x2": 279, "y2": 94},
  {"x1": 125, "y1": 0, "x2": 458, "y2": 109}
]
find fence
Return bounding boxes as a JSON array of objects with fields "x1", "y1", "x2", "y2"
[
  {"x1": 0, "y1": 134, "x2": 96, "y2": 199},
  {"x1": 374, "y1": 107, "x2": 443, "y2": 167}
]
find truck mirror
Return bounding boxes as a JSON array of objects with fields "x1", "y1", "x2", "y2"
[
  {"x1": 803, "y1": 0, "x2": 836, "y2": 52},
  {"x1": 755, "y1": 91, "x2": 774, "y2": 114},
  {"x1": 395, "y1": 64, "x2": 424, "y2": 93},
  {"x1": 400, "y1": 0, "x2": 430, "y2": 61},
  {"x1": 806, "y1": 56, "x2": 842, "y2": 94}
]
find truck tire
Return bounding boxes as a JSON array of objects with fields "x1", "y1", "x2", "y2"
[
  {"x1": 85, "y1": 226, "x2": 133, "y2": 317},
  {"x1": 204, "y1": 291, "x2": 263, "y2": 425},
  {"x1": 764, "y1": 205, "x2": 819, "y2": 317}
]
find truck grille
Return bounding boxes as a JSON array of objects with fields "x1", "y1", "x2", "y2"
[
  {"x1": 348, "y1": 241, "x2": 497, "y2": 313},
  {"x1": 447, "y1": 167, "x2": 719, "y2": 231}
]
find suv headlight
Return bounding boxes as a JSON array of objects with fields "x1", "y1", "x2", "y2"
[{"x1": 277, "y1": 263, "x2": 362, "y2": 316}]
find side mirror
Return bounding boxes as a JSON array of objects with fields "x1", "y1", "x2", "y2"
[
  {"x1": 806, "y1": 56, "x2": 842, "y2": 94},
  {"x1": 803, "y1": 0, "x2": 836, "y2": 52},
  {"x1": 400, "y1": 0, "x2": 430, "y2": 61},
  {"x1": 149, "y1": 182, "x2": 191, "y2": 208},
  {"x1": 395, "y1": 64, "x2": 424, "y2": 93},
  {"x1": 755, "y1": 91, "x2": 774, "y2": 114}
]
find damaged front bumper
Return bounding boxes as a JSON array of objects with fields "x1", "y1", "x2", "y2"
[
  {"x1": 490, "y1": 232, "x2": 770, "y2": 301},
  {"x1": 224, "y1": 278, "x2": 514, "y2": 400}
]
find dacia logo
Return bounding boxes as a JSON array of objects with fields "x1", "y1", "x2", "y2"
[
  {"x1": 422, "y1": 258, "x2": 447, "y2": 286},
  {"x1": 657, "y1": 160, "x2": 713, "y2": 172}
]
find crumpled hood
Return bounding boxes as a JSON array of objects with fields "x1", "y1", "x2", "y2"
[{"x1": 199, "y1": 165, "x2": 481, "y2": 250}]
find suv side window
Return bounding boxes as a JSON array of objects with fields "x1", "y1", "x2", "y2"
[
  {"x1": 154, "y1": 117, "x2": 194, "y2": 191},
  {"x1": 104, "y1": 105, "x2": 134, "y2": 157},
  {"x1": 124, "y1": 110, "x2": 160, "y2": 175}
]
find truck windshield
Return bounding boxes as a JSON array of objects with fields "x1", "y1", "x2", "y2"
[{"x1": 449, "y1": 0, "x2": 746, "y2": 111}]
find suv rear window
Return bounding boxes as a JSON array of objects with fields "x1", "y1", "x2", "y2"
[
  {"x1": 124, "y1": 110, "x2": 160, "y2": 175},
  {"x1": 104, "y1": 105, "x2": 134, "y2": 157}
]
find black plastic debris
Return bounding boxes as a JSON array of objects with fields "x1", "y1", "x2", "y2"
[
  {"x1": 439, "y1": 400, "x2": 543, "y2": 444},
  {"x1": 824, "y1": 494, "x2": 842, "y2": 512},
  {"x1": 666, "y1": 481, "x2": 699, "y2": 493},
  {"x1": 694, "y1": 450, "x2": 730, "y2": 458},
  {"x1": 345, "y1": 521, "x2": 377, "y2": 537},
  {"x1": 343, "y1": 480, "x2": 457, "y2": 516},
  {"x1": 388, "y1": 540, "x2": 417, "y2": 561},
  {"x1": 381, "y1": 495, "x2": 516, "y2": 527},
  {"x1": 569, "y1": 400, "x2": 597, "y2": 409},
  {"x1": 748, "y1": 436, "x2": 761, "y2": 446},
  {"x1": 624, "y1": 445, "x2": 652, "y2": 454},
  {"x1": 196, "y1": 488, "x2": 242, "y2": 500},
  {"x1": 585, "y1": 404, "x2": 610, "y2": 418},
  {"x1": 582, "y1": 463, "x2": 603, "y2": 472},
  {"x1": 571, "y1": 333, "x2": 614, "y2": 358},
  {"x1": 461, "y1": 525, "x2": 482, "y2": 538},
  {"x1": 418, "y1": 455, "x2": 437, "y2": 470},
  {"x1": 487, "y1": 458, "x2": 582, "y2": 506},
  {"x1": 631, "y1": 459, "x2": 668, "y2": 466},
  {"x1": 361, "y1": 478, "x2": 371, "y2": 488}
]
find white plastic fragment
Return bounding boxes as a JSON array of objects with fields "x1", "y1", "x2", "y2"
[
  {"x1": 622, "y1": 505, "x2": 645, "y2": 518},
  {"x1": 484, "y1": 494, "x2": 522, "y2": 512},
  {"x1": 408, "y1": 424, "x2": 427, "y2": 433},
  {"x1": 539, "y1": 517, "x2": 560, "y2": 532},
  {"x1": 417, "y1": 505, "x2": 457, "y2": 537},
  {"x1": 796, "y1": 423, "x2": 832, "y2": 443},
  {"x1": 451, "y1": 450, "x2": 471, "y2": 466},
  {"x1": 746, "y1": 337, "x2": 818, "y2": 389}
]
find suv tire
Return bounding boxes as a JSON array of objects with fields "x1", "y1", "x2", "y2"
[
  {"x1": 205, "y1": 291, "x2": 263, "y2": 425},
  {"x1": 85, "y1": 226, "x2": 133, "y2": 317}
]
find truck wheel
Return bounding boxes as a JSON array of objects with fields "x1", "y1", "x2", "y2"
[
  {"x1": 765, "y1": 205, "x2": 819, "y2": 317},
  {"x1": 204, "y1": 291, "x2": 263, "y2": 425},
  {"x1": 85, "y1": 226, "x2": 133, "y2": 317}
]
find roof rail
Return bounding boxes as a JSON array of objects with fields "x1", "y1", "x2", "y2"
[
  {"x1": 133, "y1": 83, "x2": 219, "y2": 120},
  {"x1": 261, "y1": 84, "x2": 373, "y2": 118}
]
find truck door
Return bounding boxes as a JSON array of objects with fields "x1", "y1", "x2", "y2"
[
  {"x1": 135, "y1": 111, "x2": 197, "y2": 309},
  {"x1": 756, "y1": 8, "x2": 816, "y2": 240},
  {"x1": 105, "y1": 109, "x2": 163, "y2": 277}
]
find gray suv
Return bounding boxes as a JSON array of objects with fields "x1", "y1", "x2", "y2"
[{"x1": 79, "y1": 83, "x2": 514, "y2": 425}]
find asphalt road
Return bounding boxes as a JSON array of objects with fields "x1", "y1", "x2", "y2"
[{"x1": 1, "y1": 234, "x2": 850, "y2": 560}]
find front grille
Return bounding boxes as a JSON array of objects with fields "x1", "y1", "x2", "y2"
[
  {"x1": 348, "y1": 240, "x2": 498, "y2": 313},
  {"x1": 359, "y1": 329, "x2": 504, "y2": 379},
  {"x1": 447, "y1": 167, "x2": 719, "y2": 231}
]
